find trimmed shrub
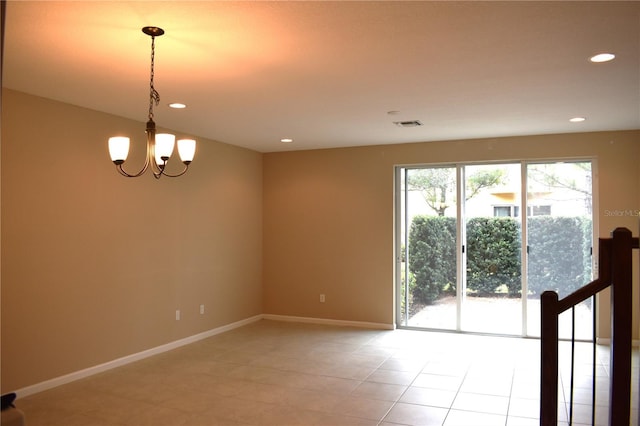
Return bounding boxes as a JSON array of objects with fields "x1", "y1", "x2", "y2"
[
  {"x1": 408, "y1": 215, "x2": 592, "y2": 303},
  {"x1": 466, "y1": 217, "x2": 521, "y2": 296},
  {"x1": 408, "y1": 216, "x2": 456, "y2": 304},
  {"x1": 527, "y1": 216, "x2": 592, "y2": 297}
]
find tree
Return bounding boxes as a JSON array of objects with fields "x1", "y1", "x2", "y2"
[
  {"x1": 466, "y1": 169, "x2": 507, "y2": 200},
  {"x1": 527, "y1": 162, "x2": 592, "y2": 214},
  {"x1": 407, "y1": 168, "x2": 507, "y2": 216},
  {"x1": 407, "y1": 168, "x2": 455, "y2": 216},
  {"x1": 528, "y1": 162, "x2": 590, "y2": 195}
]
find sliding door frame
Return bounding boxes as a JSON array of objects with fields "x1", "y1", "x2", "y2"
[{"x1": 394, "y1": 157, "x2": 598, "y2": 338}]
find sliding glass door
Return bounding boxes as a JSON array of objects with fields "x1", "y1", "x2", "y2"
[
  {"x1": 462, "y1": 163, "x2": 522, "y2": 335},
  {"x1": 525, "y1": 161, "x2": 594, "y2": 339},
  {"x1": 396, "y1": 160, "x2": 594, "y2": 337},
  {"x1": 398, "y1": 167, "x2": 458, "y2": 330}
]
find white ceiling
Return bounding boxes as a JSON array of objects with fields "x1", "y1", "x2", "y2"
[{"x1": 3, "y1": 1, "x2": 639, "y2": 153}]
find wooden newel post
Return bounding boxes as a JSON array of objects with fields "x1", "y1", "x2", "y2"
[
  {"x1": 540, "y1": 290, "x2": 559, "y2": 426},
  {"x1": 609, "y1": 227, "x2": 632, "y2": 426}
]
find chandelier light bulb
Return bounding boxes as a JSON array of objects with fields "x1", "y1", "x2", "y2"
[
  {"x1": 177, "y1": 139, "x2": 196, "y2": 164},
  {"x1": 108, "y1": 137, "x2": 130, "y2": 164},
  {"x1": 154, "y1": 133, "x2": 176, "y2": 166}
]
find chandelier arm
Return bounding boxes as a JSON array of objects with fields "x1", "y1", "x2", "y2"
[
  {"x1": 113, "y1": 124, "x2": 155, "y2": 177},
  {"x1": 157, "y1": 164, "x2": 190, "y2": 178},
  {"x1": 115, "y1": 156, "x2": 151, "y2": 178},
  {"x1": 152, "y1": 160, "x2": 166, "y2": 179},
  {"x1": 146, "y1": 119, "x2": 169, "y2": 179},
  {"x1": 149, "y1": 156, "x2": 163, "y2": 177}
]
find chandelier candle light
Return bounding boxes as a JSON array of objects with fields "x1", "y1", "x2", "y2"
[{"x1": 108, "y1": 26, "x2": 196, "y2": 179}]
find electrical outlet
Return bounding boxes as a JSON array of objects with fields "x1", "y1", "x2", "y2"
[
  {"x1": 200, "y1": 304, "x2": 205, "y2": 315},
  {"x1": 176, "y1": 310, "x2": 181, "y2": 321},
  {"x1": 320, "y1": 294, "x2": 325, "y2": 303}
]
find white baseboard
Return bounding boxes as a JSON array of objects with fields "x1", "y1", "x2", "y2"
[
  {"x1": 15, "y1": 315, "x2": 263, "y2": 398},
  {"x1": 15, "y1": 314, "x2": 393, "y2": 398},
  {"x1": 596, "y1": 338, "x2": 640, "y2": 347},
  {"x1": 262, "y1": 314, "x2": 395, "y2": 330},
  {"x1": 29, "y1": 314, "x2": 635, "y2": 398}
]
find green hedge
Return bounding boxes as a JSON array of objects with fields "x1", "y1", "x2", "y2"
[
  {"x1": 466, "y1": 217, "x2": 521, "y2": 296},
  {"x1": 527, "y1": 216, "x2": 592, "y2": 297},
  {"x1": 408, "y1": 216, "x2": 456, "y2": 304},
  {"x1": 408, "y1": 215, "x2": 592, "y2": 304}
]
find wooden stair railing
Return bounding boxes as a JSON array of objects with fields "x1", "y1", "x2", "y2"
[{"x1": 540, "y1": 227, "x2": 639, "y2": 425}]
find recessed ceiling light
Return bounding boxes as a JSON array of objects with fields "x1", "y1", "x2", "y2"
[
  {"x1": 169, "y1": 103, "x2": 187, "y2": 109},
  {"x1": 569, "y1": 117, "x2": 586, "y2": 123},
  {"x1": 590, "y1": 53, "x2": 615, "y2": 63},
  {"x1": 280, "y1": 138, "x2": 293, "y2": 143}
]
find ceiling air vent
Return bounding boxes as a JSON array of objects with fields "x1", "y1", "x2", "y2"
[{"x1": 393, "y1": 120, "x2": 423, "y2": 128}]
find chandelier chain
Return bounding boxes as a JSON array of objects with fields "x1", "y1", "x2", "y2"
[{"x1": 148, "y1": 35, "x2": 160, "y2": 121}]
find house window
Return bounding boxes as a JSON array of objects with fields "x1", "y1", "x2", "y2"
[
  {"x1": 495, "y1": 205, "x2": 551, "y2": 217},
  {"x1": 527, "y1": 205, "x2": 551, "y2": 216},
  {"x1": 493, "y1": 205, "x2": 519, "y2": 217},
  {"x1": 493, "y1": 206, "x2": 513, "y2": 217}
]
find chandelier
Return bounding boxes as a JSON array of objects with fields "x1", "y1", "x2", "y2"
[{"x1": 108, "y1": 26, "x2": 196, "y2": 179}]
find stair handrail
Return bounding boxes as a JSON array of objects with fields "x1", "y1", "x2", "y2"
[{"x1": 540, "y1": 226, "x2": 638, "y2": 425}]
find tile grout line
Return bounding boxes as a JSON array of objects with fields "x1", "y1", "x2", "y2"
[
  {"x1": 375, "y1": 351, "x2": 432, "y2": 425},
  {"x1": 366, "y1": 348, "x2": 401, "y2": 425},
  {"x1": 439, "y1": 360, "x2": 471, "y2": 426},
  {"x1": 504, "y1": 365, "x2": 516, "y2": 426}
]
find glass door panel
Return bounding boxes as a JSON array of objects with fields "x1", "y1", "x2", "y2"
[
  {"x1": 525, "y1": 162, "x2": 593, "y2": 339},
  {"x1": 400, "y1": 167, "x2": 457, "y2": 330},
  {"x1": 462, "y1": 163, "x2": 522, "y2": 334}
]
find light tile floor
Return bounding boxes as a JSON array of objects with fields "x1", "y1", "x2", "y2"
[{"x1": 10, "y1": 320, "x2": 640, "y2": 425}]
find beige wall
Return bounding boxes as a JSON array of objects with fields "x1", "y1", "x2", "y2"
[
  {"x1": 263, "y1": 131, "x2": 640, "y2": 334},
  {"x1": 2, "y1": 88, "x2": 639, "y2": 393},
  {"x1": 1, "y1": 89, "x2": 263, "y2": 392}
]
